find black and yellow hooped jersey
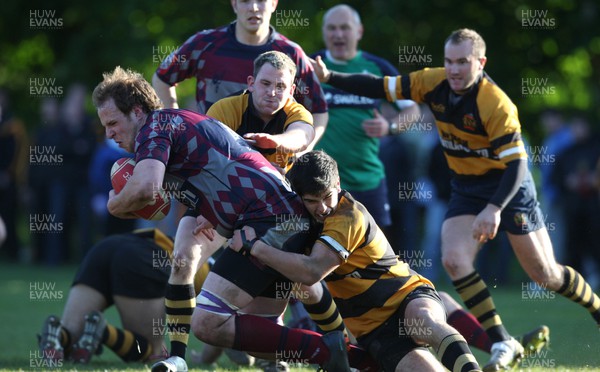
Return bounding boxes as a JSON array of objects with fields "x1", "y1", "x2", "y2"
[
  {"x1": 319, "y1": 191, "x2": 433, "y2": 338},
  {"x1": 207, "y1": 90, "x2": 313, "y2": 172},
  {"x1": 383, "y1": 68, "x2": 527, "y2": 176}
]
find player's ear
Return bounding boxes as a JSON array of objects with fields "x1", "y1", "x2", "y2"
[
  {"x1": 479, "y1": 56, "x2": 487, "y2": 69},
  {"x1": 133, "y1": 105, "x2": 145, "y2": 118},
  {"x1": 247, "y1": 75, "x2": 255, "y2": 91}
]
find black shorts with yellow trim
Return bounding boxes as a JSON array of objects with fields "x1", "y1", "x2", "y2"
[
  {"x1": 445, "y1": 170, "x2": 545, "y2": 235},
  {"x1": 210, "y1": 216, "x2": 316, "y2": 299},
  {"x1": 357, "y1": 285, "x2": 443, "y2": 372},
  {"x1": 72, "y1": 233, "x2": 170, "y2": 305}
]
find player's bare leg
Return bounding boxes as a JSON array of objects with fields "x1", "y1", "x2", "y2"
[
  {"x1": 402, "y1": 297, "x2": 480, "y2": 371},
  {"x1": 114, "y1": 295, "x2": 166, "y2": 361},
  {"x1": 441, "y1": 216, "x2": 480, "y2": 280},
  {"x1": 509, "y1": 227, "x2": 562, "y2": 288},
  {"x1": 509, "y1": 227, "x2": 600, "y2": 325},
  {"x1": 60, "y1": 285, "x2": 109, "y2": 363},
  {"x1": 441, "y1": 216, "x2": 522, "y2": 371},
  {"x1": 61, "y1": 285, "x2": 108, "y2": 340},
  {"x1": 192, "y1": 273, "x2": 351, "y2": 371},
  {"x1": 152, "y1": 216, "x2": 225, "y2": 371},
  {"x1": 38, "y1": 285, "x2": 108, "y2": 363},
  {"x1": 170, "y1": 216, "x2": 224, "y2": 285},
  {"x1": 397, "y1": 349, "x2": 445, "y2": 372},
  {"x1": 192, "y1": 272, "x2": 283, "y2": 347}
]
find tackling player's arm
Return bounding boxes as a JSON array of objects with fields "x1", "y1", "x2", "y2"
[
  {"x1": 152, "y1": 73, "x2": 179, "y2": 109},
  {"x1": 107, "y1": 158, "x2": 166, "y2": 218},
  {"x1": 294, "y1": 50, "x2": 328, "y2": 151},
  {"x1": 311, "y1": 56, "x2": 387, "y2": 100},
  {"x1": 244, "y1": 121, "x2": 314, "y2": 154},
  {"x1": 230, "y1": 226, "x2": 342, "y2": 285},
  {"x1": 308, "y1": 112, "x2": 328, "y2": 150}
]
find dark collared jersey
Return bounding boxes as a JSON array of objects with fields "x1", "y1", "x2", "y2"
[{"x1": 207, "y1": 91, "x2": 313, "y2": 172}]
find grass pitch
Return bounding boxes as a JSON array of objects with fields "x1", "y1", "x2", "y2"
[{"x1": 1, "y1": 261, "x2": 599, "y2": 371}]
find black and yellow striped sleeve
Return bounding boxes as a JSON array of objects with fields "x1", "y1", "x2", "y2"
[
  {"x1": 383, "y1": 68, "x2": 446, "y2": 104},
  {"x1": 478, "y1": 84, "x2": 527, "y2": 164},
  {"x1": 318, "y1": 200, "x2": 366, "y2": 262}
]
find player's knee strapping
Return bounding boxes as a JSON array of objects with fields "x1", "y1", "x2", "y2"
[
  {"x1": 197, "y1": 288, "x2": 282, "y2": 321},
  {"x1": 196, "y1": 288, "x2": 240, "y2": 316}
]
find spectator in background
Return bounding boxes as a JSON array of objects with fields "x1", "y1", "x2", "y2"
[
  {"x1": 380, "y1": 132, "x2": 419, "y2": 253},
  {"x1": 39, "y1": 83, "x2": 97, "y2": 265},
  {"x1": 88, "y1": 134, "x2": 136, "y2": 238},
  {"x1": 552, "y1": 114, "x2": 600, "y2": 288},
  {"x1": 381, "y1": 103, "x2": 431, "y2": 261},
  {"x1": 311, "y1": 4, "x2": 419, "y2": 244},
  {"x1": 537, "y1": 108, "x2": 573, "y2": 261},
  {"x1": 60, "y1": 83, "x2": 97, "y2": 259},
  {"x1": 423, "y1": 112, "x2": 453, "y2": 282},
  {"x1": 596, "y1": 157, "x2": 600, "y2": 201},
  {"x1": 29, "y1": 97, "x2": 62, "y2": 263},
  {"x1": 0, "y1": 89, "x2": 28, "y2": 260}
]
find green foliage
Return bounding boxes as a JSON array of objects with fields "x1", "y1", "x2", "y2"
[{"x1": 1, "y1": 0, "x2": 598, "y2": 143}]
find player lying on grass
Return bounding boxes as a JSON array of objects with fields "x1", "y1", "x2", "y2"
[
  {"x1": 38, "y1": 229, "x2": 175, "y2": 364},
  {"x1": 228, "y1": 150, "x2": 482, "y2": 372},
  {"x1": 36, "y1": 228, "x2": 296, "y2": 371}
]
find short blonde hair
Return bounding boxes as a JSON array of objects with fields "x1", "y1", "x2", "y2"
[
  {"x1": 445, "y1": 28, "x2": 486, "y2": 58},
  {"x1": 92, "y1": 66, "x2": 162, "y2": 114},
  {"x1": 253, "y1": 51, "x2": 297, "y2": 80}
]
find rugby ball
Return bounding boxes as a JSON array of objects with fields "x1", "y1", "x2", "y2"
[{"x1": 110, "y1": 157, "x2": 171, "y2": 220}]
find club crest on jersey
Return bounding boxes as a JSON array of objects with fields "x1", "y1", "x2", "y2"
[
  {"x1": 514, "y1": 212, "x2": 528, "y2": 227},
  {"x1": 462, "y1": 114, "x2": 477, "y2": 131},
  {"x1": 430, "y1": 103, "x2": 445, "y2": 113}
]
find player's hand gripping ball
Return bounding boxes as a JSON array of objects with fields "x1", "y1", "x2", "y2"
[{"x1": 110, "y1": 157, "x2": 171, "y2": 220}]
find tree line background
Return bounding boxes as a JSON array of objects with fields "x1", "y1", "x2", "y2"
[{"x1": 1, "y1": 0, "x2": 598, "y2": 143}]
